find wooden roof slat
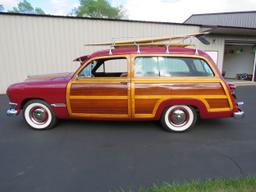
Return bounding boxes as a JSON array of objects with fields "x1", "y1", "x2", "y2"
[{"x1": 85, "y1": 32, "x2": 209, "y2": 47}]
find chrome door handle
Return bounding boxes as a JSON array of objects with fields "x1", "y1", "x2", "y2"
[{"x1": 120, "y1": 81, "x2": 128, "y2": 85}]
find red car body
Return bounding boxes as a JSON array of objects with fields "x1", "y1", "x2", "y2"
[{"x1": 6, "y1": 47, "x2": 245, "y2": 131}]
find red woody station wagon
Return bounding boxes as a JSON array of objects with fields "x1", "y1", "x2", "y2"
[{"x1": 6, "y1": 34, "x2": 244, "y2": 132}]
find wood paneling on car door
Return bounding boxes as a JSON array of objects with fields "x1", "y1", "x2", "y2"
[{"x1": 68, "y1": 80, "x2": 130, "y2": 118}]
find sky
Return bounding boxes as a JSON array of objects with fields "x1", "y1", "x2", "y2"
[{"x1": 1, "y1": 0, "x2": 256, "y2": 23}]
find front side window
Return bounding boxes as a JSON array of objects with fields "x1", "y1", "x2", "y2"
[
  {"x1": 134, "y1": 56, "x2": 214, "y2": 77},
  {"x1": 78, "y1": 61, "x2": 97, "y2": 78},
  {"x1": 78, "y1": 57, "x2": 128, "y2": 78}
]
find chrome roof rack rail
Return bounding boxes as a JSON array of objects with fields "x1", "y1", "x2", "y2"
[
  {"x1": 165, "y1": 44, "x2": 170, "y2": 53},
  {"x1": 195, "y1": 48, "x2": 199, "y2": 55},
  {"x1": 136, "y1": 44, "x2": 141, "y2": 54}
]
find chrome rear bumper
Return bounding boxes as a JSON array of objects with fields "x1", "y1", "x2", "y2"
[
  {"x1": 234, "y1": 110, "x2": 245, "y2": 119},
  {"x1": 6, "y1": 103, "x2": 18, "y2": 116},
  {"x1": 233, "y1": 101, "x2": 245, "y2": 119}
]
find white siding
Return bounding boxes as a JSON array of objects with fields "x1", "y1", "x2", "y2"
[
  {"x1": 3, "y1": 15, "x2": 254, "y2": 93},
  {"x1": 193, "y1": 35, "x2": 225, "y2": 70},
  {"x1": 2, "y1": 14, "x2": 256, "y2": 94},
  {"x1": 0, "y1": 14, "x2": 200, "y2": 93}
]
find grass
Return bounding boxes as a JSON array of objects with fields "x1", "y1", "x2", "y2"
[{"x1": 120, "y1": 177, "x2": 256, "y2": 192}]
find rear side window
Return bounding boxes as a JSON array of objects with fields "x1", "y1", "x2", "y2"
[
  {"x1": 134, "y1": 57, "x2": 214, "y2": 77},
  {"x1": 98, "y1": 58, "x2": 128, "y2": 73},
  {"x1": 135, "y1": 57, "x2": 159, "y2": 77}
]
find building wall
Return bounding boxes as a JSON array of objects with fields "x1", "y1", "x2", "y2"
[
  {"x1": 0, "y1": 14, "x2": 201, "y2": 93},
  {"x1": 0, "y1": 14, "x2": 246, "y2": 94},
  {"x1": 193, "y1": 35, "x2": 225, "y2": 70}
]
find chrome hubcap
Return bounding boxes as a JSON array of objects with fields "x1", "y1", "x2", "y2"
[
  {"x1": 30, "y1": 107, "x2": 48, "y2": 124},
  {"x1": 169, "y1": 108, "x2": 188, "y2": 126}
]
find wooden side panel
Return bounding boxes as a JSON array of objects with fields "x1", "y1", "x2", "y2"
[
  {"x1": 70, "y1": 83, "x2": 127, "y2": 96},
  {"x1": 206, "y1": 99, "x2": 230, "y2": 109},
  {"x1": 135, "y1": 83, "x2": 225, "y2": 96},
  {"x1": 135, "y1": 99, "x2": 158, "y2": 114},
  {"x1": 171, "y1": 83, "x2": 225, "y2": 95},
  {"x1": 135, "y1": 84, "x2": 171, "y2": 95},
  {"x1": 134, "y1": 82, "x2": 230, "y2": 117},
  {"x1": 70, "y1": 99, "x2": 128, "y2": 114},
  {"x1": 69, "y1": 81, "x2": 129, "y2": 117}
]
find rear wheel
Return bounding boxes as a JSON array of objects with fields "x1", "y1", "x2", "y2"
[
  {"x1": 23, "y1": 100, "x2": 56, "y2": 130},
  {"x1": 161, "y1": 105, "x2": 197, "y2": 132}
]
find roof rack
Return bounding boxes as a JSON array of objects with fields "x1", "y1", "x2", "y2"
[
  {"x1": 85, "y1": 32, "x2": 210, "y2": 55},
  {"x1": 111, "y1": 43, "x2": 193, "y2": 54}
]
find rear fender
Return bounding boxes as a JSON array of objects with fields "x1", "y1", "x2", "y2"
[{"x1": 155, "y1": 98, "x2": 208, "y2": 120}]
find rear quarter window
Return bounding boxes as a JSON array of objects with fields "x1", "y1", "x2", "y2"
[{"x1": 134, "y1": 56, "x2": 214, "y2": 77}]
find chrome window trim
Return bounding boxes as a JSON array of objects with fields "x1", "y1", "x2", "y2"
[{"x1": 50, "y1": 103, "x2": 66, "y2": 108}]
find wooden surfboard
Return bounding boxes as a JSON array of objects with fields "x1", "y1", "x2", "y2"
[{"x1": 85, "y1": 32, "x2": 210, "y2": 47}]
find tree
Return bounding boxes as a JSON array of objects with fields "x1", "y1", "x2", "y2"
[
  {"x1": 9, "y1": 0, "x2": 45, "y2": 14},
  {"x1": 75, "y1": 0, "x2": 126, "y2": 19},
  {"x1": 34, "y1": 8, "x2": 45, "y2": 15},
  {"x1": 0, "y1": 4, "x2": 4, "y2": 12}
]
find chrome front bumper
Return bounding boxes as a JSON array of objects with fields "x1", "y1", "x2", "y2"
[
  {"x1": 6, "y1": 103, "x2": 18, "y2": 116},
  {"x1": 233, "y1": 101, "x2": 245, "y2": 119}
]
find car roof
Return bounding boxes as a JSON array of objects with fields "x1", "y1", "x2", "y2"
[{"x1": 74, "y1": 47, "x2": 210, "y2": 62}]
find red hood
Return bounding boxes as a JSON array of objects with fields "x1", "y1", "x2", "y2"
[{"x1": 25, "y1": 72, "x2": 73, "y2": 82}]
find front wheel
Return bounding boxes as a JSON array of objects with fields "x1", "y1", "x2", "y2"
[
  {"x1": 161, "y1": 105, "x2": 197, "y2": 132},
  {"x1": 23, "y1": 100, "x2": 57, "y2": 130}
]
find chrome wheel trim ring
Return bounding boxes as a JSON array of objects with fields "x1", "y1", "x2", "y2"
[
  {"x1": 24, "y1": 103, "x2": 52, "y2": 129},
  {"x1": 165, "y1": 105, "x2": 194, "y2": 132},
  {"x1": 29, "y1": 107, "x2": 49, "y2": 125},
  {"x1": 168, "y1": 108, "x2": 189, "y2": 127}
]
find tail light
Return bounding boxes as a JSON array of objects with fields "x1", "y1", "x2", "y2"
[{"x1": 228, "y1": 83, "x2": 236, "y2": 99}]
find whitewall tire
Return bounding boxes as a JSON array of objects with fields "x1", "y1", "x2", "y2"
[
  {"x1": 23, "y1": 100, "x2": 56, "y2": 130},
  {"x1": 161, "y1": 105, "x2": 197, "y2": 132}
]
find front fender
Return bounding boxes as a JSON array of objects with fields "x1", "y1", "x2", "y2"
[{"x1": 6, "y1": 80, "x2": 70, "y2": 119}]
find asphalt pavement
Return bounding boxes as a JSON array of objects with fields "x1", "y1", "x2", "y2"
[{"x1": 0, "y1": 86, "x2": 256, "y2": 192}]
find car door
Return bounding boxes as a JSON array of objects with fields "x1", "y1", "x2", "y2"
[
  {"x1": 131, "y1": 55, "x2": 165, "y2": 119},
  {"x1": 67, "y1": 55, "x2": 131, "y2": 119}
]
